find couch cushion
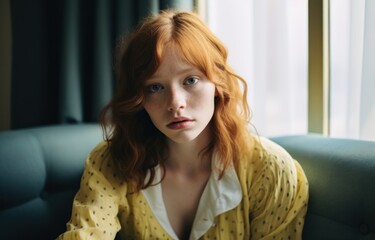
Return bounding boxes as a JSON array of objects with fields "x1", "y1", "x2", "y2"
[{"x1": 0, "y1": 124, "x2": 102, "y2": 240}]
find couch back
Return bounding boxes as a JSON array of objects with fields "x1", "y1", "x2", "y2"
[
  {"x1": 0, "y1": 124, "x2": 102, "y2": 240},
  {"x1": 273, "y1": 135, "x2": 375, "y2": 240}
]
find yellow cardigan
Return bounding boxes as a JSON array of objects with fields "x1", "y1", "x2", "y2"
[{"x1": 57, "y1": 136, "x2": 308, "y2": 240}]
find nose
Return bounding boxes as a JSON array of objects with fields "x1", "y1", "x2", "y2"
[{"x1": 167, "y1": 86, "x2": 186, "y2": 112}]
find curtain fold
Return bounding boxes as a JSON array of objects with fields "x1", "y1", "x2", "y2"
[
  {"x1": 10, "y1": 0, "x2": 194, "y2": 129},
  {"x1": 359, "y1": 0, "x2": 375, "y2": 140},
  {"x1": 161, "y1": 0, "x2": 194, "y2": 10},
  {"x1": 11, "y1": 0, "x2": 61, "y2": 128},
  {"x1": 90, "y1": 0, "x2": 113, "y2": 122},
  {"x1": 330, "y1": 0, "x2": 375, "y2": 141},
  {"x1": 60, "y1": 0, "x2": 82, "y2": 123},
  {"x1": 138, "y1": 0, "x2": 159, "y2": 18}
]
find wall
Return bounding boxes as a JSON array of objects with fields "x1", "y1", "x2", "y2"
[{"x1": 0, "y1": 0, "x2": 11, "y2": 131}]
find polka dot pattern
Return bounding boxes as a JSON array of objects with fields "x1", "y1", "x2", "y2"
[
  {"x1": 57, "y1": 136, "x2": 308, "y2": 240},
  {"x1": 244, "y1": 137, "x2": 309, "y2": 239},
  {"x1": 57, "y1": 142, "x2": 124, "y2": 239}
]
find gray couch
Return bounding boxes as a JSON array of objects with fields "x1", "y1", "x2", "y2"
[
  {"x1": 0, "y1": 124, "x2": 374, "y2": 239},
  {"x1": 272, "y1": 135, "x2": 375, "y2": 240}
]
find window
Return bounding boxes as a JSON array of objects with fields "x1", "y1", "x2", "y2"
[
  {"x1": 206, "y1": 0, "x2": 308, "y2": 137},
  {"x1": 330, "y1": 0, "x2": 375, "y2": 141},
  {"x1": 205, "y1": 0, "x2": 375, "y2": 141}
]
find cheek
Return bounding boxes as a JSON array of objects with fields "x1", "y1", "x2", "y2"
[
  {"x1": 143, "y1": 102, "x2": 162, "y2": 123},
  {"x1": 143, "y1": 104, "x2": 155, "y2": 117},
  {"x1": 199, "y1": 85, "x2": 216, "y2": 105},
  {"x1": 143, "y1": 96, "x2": 159, "y2": 111},
  {"x1": 192, "y1": 81, "x2": 215, "y2": 97}
]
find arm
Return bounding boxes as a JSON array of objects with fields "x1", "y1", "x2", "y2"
[
  {"x1": 249, "y1": 139, "x2": 309, "y2": 240},
  {"x1": 57, "y1": 142, "x2": 125, "y2": 240}
]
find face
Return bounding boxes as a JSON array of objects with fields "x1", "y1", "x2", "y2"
[{"x1": 142, "y1": 48, "x2": 216, "y2": 144}]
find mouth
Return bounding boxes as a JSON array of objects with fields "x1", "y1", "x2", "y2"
[{"x1": 167, "y1": 117, "x2": 194, "y2": 129}]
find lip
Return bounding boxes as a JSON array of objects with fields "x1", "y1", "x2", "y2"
[{"x1": 167, "y1": 117, "x2": 194, "y2": 130}]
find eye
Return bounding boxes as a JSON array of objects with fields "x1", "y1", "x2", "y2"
[
  {"x1": 147, "y1": 84, "x2": 164, "y2": 93},
  {"x1": 184, "y1": 76, "x2": 199, "y2": 85}
]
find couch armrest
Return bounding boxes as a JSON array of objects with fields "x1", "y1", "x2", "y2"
[{"x1": 272, "y1": 134, "x2": 375, "y2": 240}]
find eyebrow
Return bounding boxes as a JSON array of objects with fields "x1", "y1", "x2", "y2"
[{"x1": 146, "y1": 66, "x2": 202, "y2": 82}]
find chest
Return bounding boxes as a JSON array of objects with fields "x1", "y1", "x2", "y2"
[
  {"x1": 119, "y1": 164, "x2": 247, "y2": 239},
  {"x1": 161, "y1": 171, "x2": 210, "y2": 239},
  {"x1": 118, "y1": 199, "x2": 250, "y2": 240}
]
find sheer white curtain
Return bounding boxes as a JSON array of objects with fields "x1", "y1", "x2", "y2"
[
  {"x1": 330, "y1": 0, "x2": 375, "y2": 141},
  {"x1": 206, "y1": 0, "x2": 308, "y2": 137}
]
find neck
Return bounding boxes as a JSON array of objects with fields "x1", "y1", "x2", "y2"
[{"x1": 166, "y1": 128, "x2": 212, "y2": 173}]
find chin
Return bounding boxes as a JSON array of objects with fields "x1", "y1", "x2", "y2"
[
  {"x1": 166, "y1": 132, "x2": 201, "y2": 144},
  {"x1": 168, "y1": 135, "x2": 199, "y2": 144}
]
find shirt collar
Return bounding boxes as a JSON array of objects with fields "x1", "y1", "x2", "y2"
[{"x1": 141, "y1": 155, "x2": 243, "y2": 240}]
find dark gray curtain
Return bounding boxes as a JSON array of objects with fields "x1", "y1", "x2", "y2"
[{"x1": 10, "y1": 0, "x2": 194, "y2": 129}]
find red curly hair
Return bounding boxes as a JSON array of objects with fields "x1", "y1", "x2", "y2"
[{"x1": 100, "y1": 10, "x2": 253, "y2": 191}]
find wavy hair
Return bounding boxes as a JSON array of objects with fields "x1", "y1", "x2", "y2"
[{"x1": 100, "y1": 10, "x2": 253, "y2": 191}]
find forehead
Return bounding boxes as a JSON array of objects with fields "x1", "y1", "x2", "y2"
[{"x1": 147, "y1": 47, "x2": 200, "y2": 80}]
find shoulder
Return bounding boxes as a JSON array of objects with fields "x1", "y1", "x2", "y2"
[
  {"x1": 86, "y1": 141, "x2": 114, "y2": 168},
  {"x1": 257, "y1": 136, "x2": 296, "y2": 170},
  {"x1": 87, "y1": 141, "x2": 109, "y2": 161},
  {"x1": 237, "y1": 135, "x2": 298, "y2": 188},
  {"x1": 85, "y1": 141, "x2": 110, "y2": 171},
  {"x1": 84, "y1": 141, "x2": 124, "y2": 187}
]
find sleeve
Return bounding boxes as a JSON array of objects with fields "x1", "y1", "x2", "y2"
[
  {"x1": 249, "y1": 138, "x2": 309, "y2": 240},
  {"x1": 57, "y1": 142, "x2": 125, "y2": 240}
]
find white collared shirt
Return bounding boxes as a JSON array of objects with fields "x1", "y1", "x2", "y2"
[{"x1": 141, "y1": 160, "x2": 243, "y2": 240}]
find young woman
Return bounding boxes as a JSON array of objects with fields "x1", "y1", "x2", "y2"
[{"x1": 58, "y1": 10, "x2": 308, "y2": 240}]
